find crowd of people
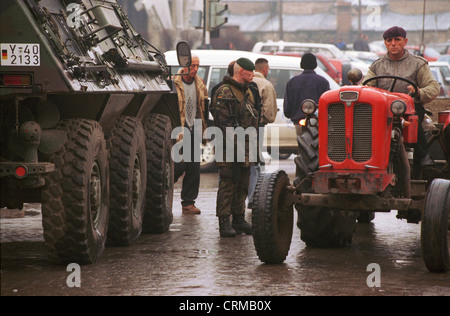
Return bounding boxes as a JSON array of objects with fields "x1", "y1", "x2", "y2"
[{"x1": 172, "y1": 26, "x2": 440, "y2": 238}]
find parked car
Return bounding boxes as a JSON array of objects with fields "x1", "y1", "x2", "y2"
[
  {"x1": 164, "y1": 50, "x2": 340, "y2": 171},
  {"x1": 369, "y1": 40, "x2": 387, "y2": 56},
  {"x1": 430, "y1": 67, "x2": 448, "y2": 98},
  {"x1": 252, "y1": 41, "x2": 367, "y2": 85},
  {"x1": 257, "y1": 50, "x2": 342, "y2": 85},
  {"x1": 438, "y1": 54, "x2": 450, "y2": 63},
  {"x1": 252, "y1": 41, "x2": 347, "y2": 60},
  {"x1": 428, "y1": 42, "x2": 450, "y2": 55},
  {"x1": 429, "y1": 62, "x2": 450, "y2": 98},
  {"x1": 430, "y1": 61, "x2": 450, "y2": 83},
  {"x1": 406, "y1": 45, "x2": 441, "y2": 62},
  {"x1": 344, "y1": 51, "x2": 379, "y2": 66}
]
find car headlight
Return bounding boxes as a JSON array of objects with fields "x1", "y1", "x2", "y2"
[
  {"x1": 301, "y1": 99, "x2": 317, "y2": 115},
  {"x1": 391, "y1": 100, "x2": 407, "y2": 116}
]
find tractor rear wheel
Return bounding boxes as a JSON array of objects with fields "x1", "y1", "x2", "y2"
[
  {"x1": 421, "y1": 178, "x2": 450, "y2": 273},
  {"x1": 295, "y1": 125, "x2": 356, "y2": 247},
  {"x1": 252, "y1": 171, "x2": 294, "y2": 264}
]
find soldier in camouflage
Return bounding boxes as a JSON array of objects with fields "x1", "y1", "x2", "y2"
[{"x1": 213, "y1": 58, "x2": 259, "y2": 237}]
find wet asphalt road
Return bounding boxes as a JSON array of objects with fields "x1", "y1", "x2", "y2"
[{"x1": 1, "y1": 156, "x2": 449, "y2": 296}]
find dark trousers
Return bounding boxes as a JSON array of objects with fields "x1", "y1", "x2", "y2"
[
  {"x1": 174, "y1": 129, "x2": 201, "y2": 207},
  {"x1": 412, "y1": 105, "x2": 430, "y2": 172},
  {"x1": 216, "y1": 165, "x2": 250, "y2": 217}
]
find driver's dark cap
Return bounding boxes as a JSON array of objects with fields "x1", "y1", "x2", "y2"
[{"x1": 383, "y1": 26, "x2": 407, "y2": 40}]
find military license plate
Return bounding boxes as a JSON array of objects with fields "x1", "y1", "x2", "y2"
[{"x1": 1, "y1": 43, "x2": 40, "y2": 66}]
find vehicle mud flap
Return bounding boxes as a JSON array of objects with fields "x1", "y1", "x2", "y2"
[
  {"x1": 142, "y1": 113, "x2": 174, "y2": 233},
  {"x1": 106, "y1": 116, "x2": 147, "y2": 246},
  {"x1": 41, "y1": 119, "x2": 109, "y2": 264},
  {"x1": 421, "y1": 178, "x2": 450, "y2": 273},
  {"x1": 252, "y1": 170, "x2": 294, "y2": 264}
]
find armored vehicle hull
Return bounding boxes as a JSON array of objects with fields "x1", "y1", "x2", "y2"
[{"x1": 0, "y1": 0, "x2": 186, "y2": 264}]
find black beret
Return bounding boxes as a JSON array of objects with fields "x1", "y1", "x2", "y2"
[
  {"x1": 301, "y1": 53, "x2": 317, "y2": 70},
  {"x1": 383, "y1": 26, "x2": 407, "y2": 40},
  {"x1": 236, "y1": 58, "x2": 255, "y2": 71}
]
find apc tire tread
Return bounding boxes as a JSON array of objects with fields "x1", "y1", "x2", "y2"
[
  {"x1": 142, "y1": 113, "x2": 174, "y2": 233},
  {"x1": 107, "y1": 116, "x2": 147, "y2": 246},
  {"x1": 41, "y1": 119, "x2": 109, "y2": 264}
]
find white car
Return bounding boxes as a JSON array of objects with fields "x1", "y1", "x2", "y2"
[
  {"x1": 164, "y1": 50, "x2": 340, "y2": 171},
  {"x1": 429, "y1": 61, "x2": 450, "y2": 83},
  {"x1": 251, "y1": 41, "x2": 371, "y2": 83},
  {"x1": 252, "y1": 40, "x2": 347, "y2": 61},
  {"x1": 429, "y1": 61, "x2": 450, "y2": 98}
]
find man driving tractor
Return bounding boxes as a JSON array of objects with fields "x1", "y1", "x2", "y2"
[{"x1": 363, "y1": 26, "x2": 440, "y2": 178}]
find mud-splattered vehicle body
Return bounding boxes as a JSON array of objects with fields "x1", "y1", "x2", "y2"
[{"x1": 0, "y1": 0, "x2": 191, "y2": 264}]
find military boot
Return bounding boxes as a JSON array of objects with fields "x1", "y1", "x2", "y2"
[
  {"x1": 232, "y1": 214, "x2": 252, "y2": 235},
  {"x1": 219, "y1": 215, "x2": 236, "y2": 237}
]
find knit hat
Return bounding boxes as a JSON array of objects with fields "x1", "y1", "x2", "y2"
[
  {"x1": 301, "y1": 53, "x2": 317, "y2": 70},
  {"x1": 383, "y1": 26, "x2": 407, "y2": 40},
  {"x1": 236, "y1": 58, "x2": 255, "y2": 71}
]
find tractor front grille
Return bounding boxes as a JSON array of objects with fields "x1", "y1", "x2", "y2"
[
  {"x1": 328, "y1": 104, "x2": 346, "y2": 162},
  {"x1": 327, "y1": 103, "x2": 373, "y2": 163},
  {"x1": 352, "y1": 104, "x2": 372, "y2": 162}
]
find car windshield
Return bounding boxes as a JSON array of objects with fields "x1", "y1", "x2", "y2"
[
  {"x1": 425, "y1": 47, "x2": 441, "y2": 58},
  {"x1": 267, "y1": 68, "x2": 302, "y2": 97},
  {"x1": 438, "y1": 65, "x2": 450, "y2": 79}
]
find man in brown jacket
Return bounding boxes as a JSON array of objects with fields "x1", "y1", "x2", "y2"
[
  {"x1": 247, "y1": 58, "x2": 277, "y2": 209},
  {"x1": 173, "y1": 56, "x2": 209, "y2": 214},
  {"x1": 363, "y1": 26, "x2": 440, "y2": 176}
]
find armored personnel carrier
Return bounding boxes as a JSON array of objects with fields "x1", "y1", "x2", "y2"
[{"x1": 0, "y1": 0, "x2": 192, "y2": 264}]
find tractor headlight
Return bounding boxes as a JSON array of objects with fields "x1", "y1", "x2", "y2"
[
  {"x1": 391, "y1": 100, "x2": 407, "y2": 116},
  {"x1": 301, "y1": 99, "x2": 317, "y2": 115}
]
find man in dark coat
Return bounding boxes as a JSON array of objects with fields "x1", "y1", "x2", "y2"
[{"x1": 283, "y1": 53, "x2": 330, "y2": 137}]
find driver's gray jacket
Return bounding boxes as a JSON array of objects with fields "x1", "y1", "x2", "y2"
[{"x1": 364, "y1": 49, "x2": 440, "y2": 105}]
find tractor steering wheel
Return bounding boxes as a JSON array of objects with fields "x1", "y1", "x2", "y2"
[{"x1": 363, "y1": 75, "x2": 419, "y2": 98}]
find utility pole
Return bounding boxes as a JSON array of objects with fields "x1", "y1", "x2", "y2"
[
  {"x1": 358, "y1": 0, "x2": 362, "y2": 36},
  {"x1": 278, "y1": 0, "x2": 284, "y2": 40},
  {"x1": 420, "y1": 0, "x2": 427, "y2": 55},
  {"x1": 203, "y1": 0, "x2": 210, "y2": 47}
]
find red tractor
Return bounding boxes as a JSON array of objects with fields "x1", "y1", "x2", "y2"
[{"x1": 252, "y1": 71, "x2": 450, "y2": 273}]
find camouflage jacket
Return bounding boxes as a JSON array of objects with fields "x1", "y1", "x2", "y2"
[{"x1": 213, "y1": 76, "x2": 259, "y2": 167}]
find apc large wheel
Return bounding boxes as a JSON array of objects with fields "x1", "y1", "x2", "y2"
[
  {"x1": 41, "y1": 119, "x2": 109, "y2": 264},
  {"x1": 252, "y1": 171, "x2": 294, "y2": 264},
  {"x1": 142, "y1": 113, "x2": 174, "y2": 233},
  {"x1": 421, "y1": 178, "x2": 450, "y2": 273},
  {"x1": 107, "y1": 116, "x2": 147, "y2": 246}
]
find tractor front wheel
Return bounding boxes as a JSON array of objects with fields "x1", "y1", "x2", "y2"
[{"x1": 252, "y1": 171, "x2": 294, "y2": 264}]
